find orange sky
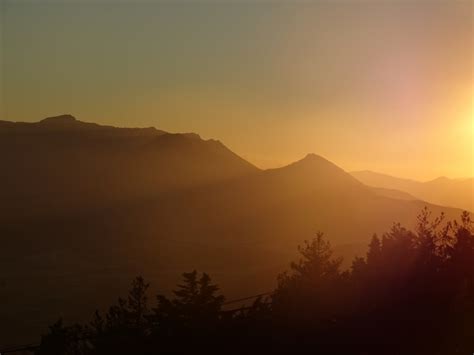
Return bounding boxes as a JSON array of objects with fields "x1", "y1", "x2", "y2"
[{"x1": 1, "y1": 1, "x2": 472, "y2": 180}]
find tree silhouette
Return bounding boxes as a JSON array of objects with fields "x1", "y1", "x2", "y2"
[
  {"x1": 273, "y1": 232, "x2": 345, "y2": 325},
  {"x1": 152, "y1": 271, "x2": 224, "y2": 330},
  {"x1": 87, "y1": 276, "x2": 150, "y2": 335},
  {"x1": 35, "y1": 210, "x2": 474, "y2": 355},
  {"x1": 36, "y1": 319, "x2": 85, "y2": 355}
]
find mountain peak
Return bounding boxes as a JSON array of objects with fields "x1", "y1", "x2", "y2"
[
  {"x1": 274, "y1": 153, "x2": 347, "y2": 176},
  {"x1": 292, "y1": 153, "x2": 335, "y2": 168},
  {"x1": 301, "y1": 153, "x2": 325, "y2": 161},
  {"x1": 40, "y1": 114, "x2": 78, "y2": 125},
  {"x1": 426, "y1": 176, "x2": 451, "y2": 184},
  {"x1": 265, "y1": 153, "x2": 365, "y2": 194}
]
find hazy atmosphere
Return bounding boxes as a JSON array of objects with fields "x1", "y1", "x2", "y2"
[
  {"x1": 0, "y1": 1, "x2": 473, "y2": 353},
  {"x1": 2, "y1": 0, "x2": 472, "y2": 179}
]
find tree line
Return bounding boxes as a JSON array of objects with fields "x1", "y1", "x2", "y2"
[{"x1": 35, "y1": 208, "x2": 474, "y2": 354}]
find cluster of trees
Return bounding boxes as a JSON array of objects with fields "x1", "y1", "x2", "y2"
[{"x1": 36, "y1": 209, "x2": 474, "y2": 354}]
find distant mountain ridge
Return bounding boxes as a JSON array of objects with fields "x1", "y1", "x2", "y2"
[{"x1": 351, "y1": 170, "x2": 473, "y2": 212}]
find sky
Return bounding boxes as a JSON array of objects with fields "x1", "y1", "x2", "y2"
[{"x1": 1, "y1": 0, "x2": 472, "y2": 180}]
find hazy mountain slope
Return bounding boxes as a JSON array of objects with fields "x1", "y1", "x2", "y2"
[
  {"x1": 351, "y1": 170, "x2": 474, "y2": 212},
  {"x1": 0, "y1": 118, "x2": 468, "y2": 345},
  {"x1": 369, "y1": 187, "x2": 417, "y2": 201},
  {"x1": 0, "y1": 115, "x2": 258, "y2": 217}
]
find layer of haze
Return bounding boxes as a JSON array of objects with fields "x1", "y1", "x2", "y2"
[{"x1": 1, "y1": 0, "x2": 472, "y2": 180}]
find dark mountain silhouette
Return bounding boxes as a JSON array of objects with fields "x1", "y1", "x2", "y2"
[
  {"x1": 0, "y1": 116, "x2": 468, "y2": 345},
  {"x1": 351, "y1": 170, "x2": 474, "y2": 212},
  {"x1": 0, "y1": 115, "x2": 258, "y2": 217}
]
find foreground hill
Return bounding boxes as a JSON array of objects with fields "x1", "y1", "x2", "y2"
[
  {"x1": 351, "y1": 170, "x2": 474, "y2": 212},
  {"x1": 0, "y1": 116, "x2": 467, "y2": 345}
]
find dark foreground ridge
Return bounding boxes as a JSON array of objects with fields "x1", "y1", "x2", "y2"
[{"x1": 3, "y1": 209, "x2": 471, "y2": 355}]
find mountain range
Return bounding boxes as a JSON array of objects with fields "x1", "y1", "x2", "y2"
[
  {"x1": 0, "y1": 115, "x2": 470, "y2": 345},
  {"x1": 351, "y1": 170, "x2": 473, "y2": 212}
]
